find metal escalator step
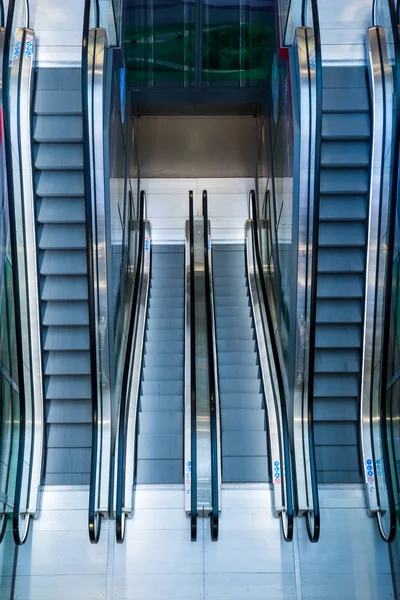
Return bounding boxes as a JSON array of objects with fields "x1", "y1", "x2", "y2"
[
  {"x1": 213, "y1": 284, "x2": 247, "y2": 297},
  {"x1": 46, "y1": 398, "x2": 91, "y2": 423},
  {"x1": 40, "y1": 250, "x2": 87, "y2": 275},
  {"x1": 319, "y1": 196, "x2": 367, "y2": 221},
  {"x1": 151, "y1": 267, "x2": 183, "y2": 280},
  {"x1": 34, "y1": 91, "x2": 82, "y2": 115},
  {"x1": 44, "y1": 473, "x2": 89, "y2": 485},
  {"x1": 322, "y1": 87, "x2": 369, "y2": 113},
  {"x1": 315, "y1": 324, "x2": 361, "y2": 348},
  {"x1": 151, "y1": 255, "x2": 184, "y2": 269},
  {"x1": 149, "y1": 287, "x2": 184, "y2": 299},
  {"x1": 145, "y1": 341, "x2": 184, "y2": 355},
  {"x1": 322, "y1": 66, "x2": 367, "y2": 89},
  {"x1": 42, "y1": 301, "x2": 89, "y2": 326},
  {"x1": 45, "y1": 448, "x2": 90, "y2": 476},
  {"x1": 146, "y1": 318, "x2": 183, "y2": 331},
  {"x1": 317, "y1": 273, "x2": 364, "y2": 298},
  {"x1": 38, "y1": 198, "x2": 86, "y2": 224},
  {"x1": 45, "y1": 375, "x2": 91, "y2": 399},
  {"x1": 142, "y1": 366, "x2": 183, "y2": 382},
  {"x1": 314, "y1": 397, "x2": 358, "y2": 421},
  {"x1": 35, "y1": 68, "x2": 81, "y2": 91},
  {"x1": 149, "y1": 297, "x2": 184, "y2": 309},
  {"x1": 222, "y1": 456, "x2": 268, "y2": 483},
  {"x1": 218, "y1": 305, "x2": 251, "y2": 318},
  {"x1": 136, "y1": 459, "x2": 183, "y2": 484},
  {"x1": 314, "y1": 373, "x2": 359, "y2": 397},
  {"x1": 316, "y1": 299, "x2": 362, "y2": 323},
  {"x1": 320, "y1": 169, "x2": 369, "y2": 194},
  {"x1": 222, "y1": 431, "x2": 267, "y2": 456},
  {"x1": 318, "y1": 222, "x2": 366, "y2": 248},
  {"x1": 41, "y1": 275, "x2": 88, "y2": 301},
  {"x1": 218, "y1": 365, "x2": 259, "y2": 380},
  {"x1": 139, "y1": 412, "x2": 183, "y2": 434},
  {"x1": 33, "y1": 115, "x2": 83, "y2": 143},
  {"x1": 317, "y1": 470, "x2": 362, "y2": 484},
  {"x1": 140, "y1": 395, "x2": 183, "y2": 412},
  {"x1": 150, "y1": 281, "x2": 184, "y2": 293},
  {"x1": 143, "y1": 353, "x2": 183, "y2": 368},
  {"x1": 44, "y1": 326, "x2": 90, "y2": 351},
  {"x1": 146, "y1": 329, "x2": 183, "y2": 342},
  {"x1": 322, "y1": 113, "x2": 370, "y2": 140},
  {"x1": 217, "y1": 351, "x2": 257, "y2": 366},
  {"x1": 34, "y1": 143, "x2": 83, "y2": 170},
  {"x1": 141, "y1": 380, "x2": 184, "y2": 396},
  {"x1": 216, "y1": 327, "x2": 254, "y2": 341},
  {"x1": 212, "y1": 253, "x2": 245, "y2": 267},
  {"x1": 45, "y1": 351, "x2": 90, "y2": 375},
  {"x1": 35, "y1": 171, "x2": 84, "y2": 197},
  {"x1": 148, "y1": 307, "x2": 183, "y2": 320},
  {"x1": 217, "y1": 339, "x2": 256, "y2": 352},
  {"x1": 315, "y1": 348, "x2": 360, "y2": 372},
  {"x1": 213, "y1": 276, "x2": 246, "y2": 287},
  {"x1": 46, "y1": 423, "x2": 91, "y2": 447},
  {"x1": 318, "y1": 248, "x2": 364, "y2": 273},
  {"x1": 214, "y1": 295, "x2": 249, "y2": 308},
  {"x1": 315, "y1": 446, "x2": 360, "y2": 476},
  {"x1": 137, "y1": 433, "x2": 183, "y2": 459},
  {"x1": 314, "y1": 422, "x2": 357, "y2": 446},
  {"x1": 216, "y1": 316, "x2": 252, "y2": 330},
  {"x1": 221, "y1": 408, "x2": 265, "y2": 430},
  {"x1": 321, "y1": 141, "x2": 369, "y2": 167},
  {"x1": 39, "y1": 224, "x2": 86, "y2": 249},
  {"x1": 220, "y1": 393, "x2": 263, "y2": 409}
]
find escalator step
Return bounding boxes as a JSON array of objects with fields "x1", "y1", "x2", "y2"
[
  {"x1": 38, "y1": 197, "x2": 86, "y2": 224},
  {"x1": 39, "y1": 249, "x2": 87, "y2": 275}
]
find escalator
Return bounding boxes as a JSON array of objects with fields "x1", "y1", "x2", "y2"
[
  {"x1": 33, "y1": 67, "x2": 91, "y2": 485},
  {"x1": 213, "y1": 244, "x2": 269, "y2": 483},
  {"x1": 136, "y1": 245, "x2": 185, "y2": 484},
  {"x1": 314, "y1": 65, "x2": 370, "y2": 483}
]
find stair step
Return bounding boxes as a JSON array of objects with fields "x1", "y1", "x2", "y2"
[
  {"x1": 146, "y1": 317, "x2": 183, "y2": 331},
  {"x1": 45, "y1": 351, "x2": 91, "y2": 375},
  {"x1": 35, "y1": 68, "x2": 81, "y2": 91},
  {"x1": 321, "y1": 141, "x2": 369, "y2": 167},
  {"x1": 141, "y1": 380, "x2": 184, "y2": 396},
  {"x1": 314, "y1": 422, "x2": 358, "y2": 445},
  {"x1": 139, "y1": 412, "x2": 183, "y2": 434},
  {"x1": 145, "y1": 341, "x2": 184, "y2": 355},
  {"x1": 322, "y1": 113, "x2": 370, "y2": 140},
  {"x1": 320, "y1": 169, "x2": 369, "y2": 194},
  {"x1": 46, "y1": 398, "x2": 91, "y2": 423},
  {"x1": 217, "y1": 351, "x2": 257, "y2": 366},
  {"x1": 143, "y1": 353, "x2": 183, "y2": 368},
  {"x1": 314, "y1": 373, "x2": 359, "y2": 397},
  {"x1": 319, "y1": 222, "x2": 366, "y2": 247},
  {"x1": 46, "y1": 423, "x2": 91, "y2": 447},
  {"x1": 319, "y1": 196, "x2": 367, "y2": 221},
  {"x1": 37, "y1": 197, "x2": 86, "y2": 224},
  {"x1": 214, "y1": 296, "x2": 249, "y2": 308},
  {"x1": 322, "y1": 66, "x2": 367, "y2": 89},
  {"x1": 34, "y1": 91, "x2": 82, "y2": 115},
  {"x1": 316, "y1": 298, "x2": 362, "y2": 323},
  {"x1": 137, "y1": 434, "x2": 183, "y2": 459},
  {"x1": 44, "y1": 326, "x2": 90, "y2": 351},
  {"x1": 220, "y1": 393, "x2": 264, "y2": 409},
  {"x1": 317, "y1": 273, "x2": 364, "y2": 299},
  {"x1": 142, "y1": 366, "x2": 183, "y2": 382},
  {"x1": 39, "y1": 224, "x2": 86, "y2": 249},
  {"x1": 33, "y1": 115, "x2": 83, "y2": 143},
  {"x1": 222, "y1": 457, "x2": 269, "y2": 483},
  {"x1": 149, "y1": 297, "x2": 184, "y2": 309},
  {"x1": 216, "y1": 305, "x2": 251, "y2": 318},
  {"x1": 34, "y1": 143, "x2": 83, "y2": 170},
  {"x1": 322, "y1": 87, "x2": 369, "y2": 113},
  {"x1": 216, "y1": 327, "x2": 254, "y2": 341},
  {"x1": 216, "y1": 316, "x2": 252, "y2": 330},
  {"x1": 35, "y1": 171, "x2": 84, "y2": 197},
  {"x1": 221, "y1": 408, "x2": 265, "y2": 430},
  {"x1": 148, "y1": 307, "x2": 183, "y2": 320},
  {"x1": 314, "y1": 348, "x2": 360, "y2": 373},
  {"x1": 151, "y1": 267, "x2": 183, "y2": 280},
  {"x1": 46, "y1": 375, "x2": 91, "y2": 400},
  {"x1": 42, "y1": 301, "x2": 89, "y2": 326},
  {"x1": 314, "y1": 397, "x2": 358, "y2": 421},
  {"x1": 136, "y1": 460, "x2": 183, "y2": 484},
  {"x1": 146, "y1": 329, "x2": 183, "y2": 342},
  {"x1": 217, "y1": 339, "x2": 256, "y2": 353},
  {"x1": 315, "y1": 324, "x2": 361, "y2": 348},
  {"x1": 41, "y1": 276, "x2": 88, "y2": 301},
  {"x1": 40, "y1": 250, "x2": 87, "y2": 275},
  {"x1": 140, "y1": 395, "x2": 183, "y2": 412},
  {"x1": 218, "y1": 365, "x2": 259, "y2": 380},
  {"x1": 318, "y1": 248, "x2": 364, "y2": 273},
  {"x1": 222, "y1": 431, "x2": 267, "y2": 456}
]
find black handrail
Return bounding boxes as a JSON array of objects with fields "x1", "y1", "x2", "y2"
[
  {"x1": 249, "y1": 190, "x2": 294, "y2": 542},
  {"x1": 3, "y1": 1, "x2": 32, "y2": 545},
  {"x1": 115, "y1": 190, "x2": 146, "y2": 543},
  {"x1": 0, "y1": 1, "x2": 4, "y2": 28},
  {"x1": 374, "y1": 0, "x2": 399, "y2": 543},
  {"x1": 301, "y1": 0, "x2": 322, "y2": 544},
  {"x1": 83, "y1": 0, "x2": 102, "y2": 544},
  {"x1": 202, "y1": 191, "x2": 219, "y2": 541},
  {"x1": 189, "y1": 191, "x2": 197, "y2": 541}
]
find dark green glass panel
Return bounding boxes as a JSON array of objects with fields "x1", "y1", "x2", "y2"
[
  {"x1": 202, "y1": 0, "x2": 274, "y2": 87},
  {"x1": 124, "y1": 1, "x2": 196, "y2": 88}
]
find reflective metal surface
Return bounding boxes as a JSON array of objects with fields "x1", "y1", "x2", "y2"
[
  {"x1": 246, "y1": 221, "x2": 285, "y2": 517},
  {"x1": 122, "y1": 220, "x2": 151, "y2": 518},
  {"x1": 86, "y1": 26, "x2": 112, "y2": 535},
  {"x1": 360, "y1": 26, "x2": 395, "y2": 539},
  {"x1": 8, "y1": 26, "x2": 44, "y2": 543},
  {"x1": 184, "y1": 221, "x2": 192, "y2": 513},
  {"x1": 193, "y1": 216, "x2": 212, "y2": 514},
  {"x1": 291, "y1": 26, "x2": 318, "y2": 526}
]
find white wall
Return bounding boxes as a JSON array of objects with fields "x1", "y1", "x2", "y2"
[{"x1": 142, "y1": 178, "x2": 254, "y2": 245}]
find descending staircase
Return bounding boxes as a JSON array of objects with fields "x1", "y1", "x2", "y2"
[
  {"x1": 136, "y1": 245, "x2": 184, "y2": 484},
  {"x1": 314, "y1": 66, "x2": 370, "y2": 483},
  {"x1": 34, "y1": 67, "x2": 91, "y2": 485},
  {"x1": 213, "y1": 244, "x2": 269, "y2": 483}
]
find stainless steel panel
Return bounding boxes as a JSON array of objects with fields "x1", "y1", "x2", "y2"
[
  {"x1": 184, "y1": 221, "x2": 192, "y2": 513},
  {"x1": 193, "y1": 217, "x2": 212, "y2": 514}
]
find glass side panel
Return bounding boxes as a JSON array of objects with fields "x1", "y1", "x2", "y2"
[{"x1": 202, "y1": 0, "x2": 274, "y2": 87}]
